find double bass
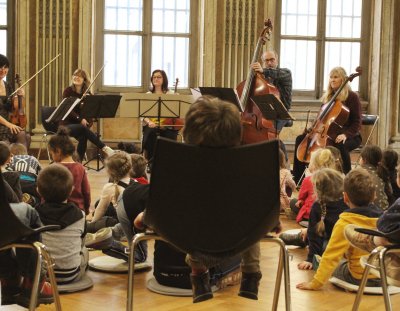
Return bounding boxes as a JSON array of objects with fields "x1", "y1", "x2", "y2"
[
  {"x1": 236, "y1": 19, "x2": 279, "y2": 144},
  {"x1": 10, "y1": 74, "x2": 27, "y2": 128},
  {"x1": 296, "y1": 67, "x2": 362, "y2": 163}
]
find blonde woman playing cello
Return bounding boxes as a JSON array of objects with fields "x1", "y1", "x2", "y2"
[{"x1": 292, "y1": 67, "x2": 362, "y2": 184}]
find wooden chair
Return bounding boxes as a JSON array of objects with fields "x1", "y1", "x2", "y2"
[
  {"x1": 0, "y1": 173, "x2": 62, "y2": 310},
  {"x1": 126, "y1": 138, "x2": 291, "y2": 311}
]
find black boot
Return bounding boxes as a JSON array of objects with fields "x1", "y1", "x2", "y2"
[
  {"x1": 238, "y1": 271, "x2": 262, "y2": 300},
  {"x1": 190, "y1": 271, "x2": 213, "y2": 303}
]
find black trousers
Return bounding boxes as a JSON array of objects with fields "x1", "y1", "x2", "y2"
[
  {"x1": 292, "y1": 133, "x2": 362, "y2": 184},
  {"x1": 66, "y1": 124, "x2": 106, "y2": 160},
  {"x1": 142, "y1": 126, "x2": 178, "y2": 162}
]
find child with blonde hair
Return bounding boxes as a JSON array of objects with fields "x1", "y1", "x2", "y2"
[
  {"x1": 297, "y1": 168, "x2": 347, "y2": 270},
  {"x1": 91, "y1": 151, "x2": 133, "y2": 222}
]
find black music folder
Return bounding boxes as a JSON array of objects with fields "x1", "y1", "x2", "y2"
[
  {"x1": 194, "y1": 87, "x2": 242, "y2": 111},
  {"x1": 251, "y1": 94, "x2": 294, "y2": 121},
  {"x1": 46, "y1": 97, "x2": 81, "y2": 123}
]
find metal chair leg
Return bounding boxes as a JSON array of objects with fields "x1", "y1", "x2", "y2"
[
  {"x1": 127, "y1": 232, "x2": 167, "y2": 311},
  {"x1": 263, "y1": 237, "x2": 292, "y2": 311},
  {"x1": 379, "y1": 248, "x2": 392, "y2": 311},
  {"x1": 35, "y1": 242, "x2": 62, "y2": 311},
  {"x1": 352, "y1": 247, "x2": 382, "y2": 310}
]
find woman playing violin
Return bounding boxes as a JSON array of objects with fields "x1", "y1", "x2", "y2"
[
  {"x1": 292, "y1": 67, "x2": 362, "y2": 184},
  {"x1": 142, "y1": 69, "x2": 178, "y2": 164},
  {"x1": 60, "y1": 69, "x2": 114, "y2": 161}
]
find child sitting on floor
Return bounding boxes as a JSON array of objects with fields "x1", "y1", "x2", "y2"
[
  {"x1": 297, "y1": 168, "x2": 348, "y2": 270},
  {"x1": 0, "y1": 141, "x2": 23, "y2": 201},
  {"x1": 48, "y1": 127, "x2": 91, "y2": 215},
  {"x1": 130, "y1": 153, "x2": 148, "y2": 184},
  {"x1": 382, "y1": 148, "x2": 400, "y2": 201},
  {"x1": 36, "y1": 164, "x2": 88, "y2": 284},
  {"x1": 297, "y1": 168, "x2": 383, "y2": 290},
  {"x1": 279, "y1": 149, "x2": 296, "y2": 213}
]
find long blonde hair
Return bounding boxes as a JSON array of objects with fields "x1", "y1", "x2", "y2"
[
  {"x1": 321, "y1": 67, "x2": 350, "y2": 103},
  {"x1": 309, "y1": 148, "x2": 336, "y2": 173},
  {"x1": 105, "y1": 152, "x2": 132, "y2": 202},
  {"x1": 312, "y1": 168, "x2": 344, "y2": 236}
]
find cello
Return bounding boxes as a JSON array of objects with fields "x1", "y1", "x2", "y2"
[
  {"x1": 236, "y1": 19, "x2": 279, "y2": 144},
  {"x1": 10, "y1": 74, "x2": 27, "y2": 128},
  {"x1": 296, "y1": 67, "x2": 362, "y2": 163}
]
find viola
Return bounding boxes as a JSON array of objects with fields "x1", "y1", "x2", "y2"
[
  {"x1": 236, "y1": 19, "x2": 278, "y2": 144},
  {"x1": 161, "y1": 78, "x2": 185, "y2": 130},
  {"x1": 10, "y1": 74, "x2": 27, "y2": 128},
  {"x1": 296, "y1": 67, "x2": 362, "y2": 163}
]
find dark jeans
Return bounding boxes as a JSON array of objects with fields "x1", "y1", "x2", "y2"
[
  {"x1": 332, "y1": 260, "x2": 381, "y2": 287},
  {"x1": 142, "y1": 126, "x2": 178, "y2": 162},
  {"x1": 66, "y1": 124, "x2": 106, "y2": 160},
  {"x1": 292, "y1": 133, "x2": 362, "y2": 184}
]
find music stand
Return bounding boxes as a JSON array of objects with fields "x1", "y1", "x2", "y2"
[
  {"x1": 251, "y1": 94, "x2": 294, "y2": 122},
  {"x1": 46, "y1": 97, "x2": 82, "y2": 124},
  {"x1": 80, "y1": 95, "x2": 122, "y2": 171},
  {"x1": 194, "y1": 87, "x2": 242, "y2": 111}
]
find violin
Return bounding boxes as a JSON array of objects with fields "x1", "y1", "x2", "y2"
[
  {"x1": 236, "y1": 19, "x2": 278, "y2": 144},
  {"x1": 160, "y1": 78, "x2": 185, "y2": 129},
  {"x1": 10, "y1": 74, "x2": 27, "y2": 128},
  {"x1": 296, "y1": 67, "x2": 362, "y2": 163}
]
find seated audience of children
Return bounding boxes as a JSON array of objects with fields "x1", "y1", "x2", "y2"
[
  {"x1": 297, "y1": 168, "x2": 383, "y2": 290},
  {"x1": 0, "y1": 141, "x2": 22, "y2": 202}
]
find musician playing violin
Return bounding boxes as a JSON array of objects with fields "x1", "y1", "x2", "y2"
[
  {"x1": 292, "y1": 67, "x2": 362, "y2": 184},
  {"x1": 251, "y1": 50, "x2": 293, "y2": 132},
  {"x1": 60, "y1": 68, "x2": 114, "y2": 161},
  {"x1": 142, "y1": 69, "x2": 178, "y2": 164},
  {"x1": 0, "y1": 54, "x2": 31, "y2": 149}
]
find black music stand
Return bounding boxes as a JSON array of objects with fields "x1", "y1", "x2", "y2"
[
  {"x1": 80, "y1": 95, "x2": 122, "y2": 171},
  {"x1": 196, "y1": 87, "x2": 242, "y2": 111},
  {"x1": 251, "y1": 94, "x2": 294, "y2": 124},
  {"x1": 46, "y1": 97, "x2": 81, "y2": 124}
]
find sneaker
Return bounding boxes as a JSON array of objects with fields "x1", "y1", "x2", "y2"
[
  {"x1": 360, "y1": 253, "x2": 400, "y2": 287},
  {"x1": 102, "y1": 240, "x2": 129, "y2": 262},
  {"x1": 279, "y1": 231, "x2": 306, "y2": 247},
  {"x1": 344, "y1": 224, "x2": 376, "y2": 253},
  {"x1": 102, "y1": 146, "x2": 115, "y2": 158},
  {"x1": 85, "y1": 227, "x2": 113, "y2": 249},
  {"x1": 17, "y1": 277, "x2": 54, "y2": 308},
  {"x1": 190, "y1": 271, "x2": 213, "y2": 303},
  {"x1": 112, "y1": 223, "x2": 127, "y2": 242},
  {"x1": 238, "y1": 271, "x2": 262, "y2": 300}
]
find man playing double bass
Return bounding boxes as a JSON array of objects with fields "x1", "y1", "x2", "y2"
[{"x1": 251, "y1": 50, "x2": 293, "y2": 132}]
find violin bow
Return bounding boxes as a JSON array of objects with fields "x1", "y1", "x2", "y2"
[
  {"x1": 81, "y1": 63, "x2": 107, "y2": 98},
  {"x1": 9, "y1": 54, "x2": 61, "y2": 98}
]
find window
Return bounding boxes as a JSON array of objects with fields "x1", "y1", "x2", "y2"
[
  {"x1": 277, "y1": 0, "x2": 369, "y2": 98},
  {"x1": 0, "y1": 0, "x2": 7, "y2": 55},
  {"x1": 99, "y1": 0, "x2": 195, "y2": 91}
]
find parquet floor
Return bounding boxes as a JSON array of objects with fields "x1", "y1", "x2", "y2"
[{"x1": 4, "y1": 160, "x2": 399, "y2": 310}]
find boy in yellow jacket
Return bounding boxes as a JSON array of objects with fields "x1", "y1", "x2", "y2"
[{"x1": 297, "y1": 168, "x2": 383, "y2": 290}]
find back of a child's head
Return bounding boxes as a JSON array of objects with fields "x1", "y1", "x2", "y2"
[
  {"x1": 37, "y1": 163, "x2": 73, "y2": 203},
  {"x1": 117, "y1": 142, "x2": 140, "y2": 154},
  {"x1": 48, "y1": 126, "x2": 75, "y2": 156},
  {"x1": 312, "y1": 168, "x2": 344, "y2": 236},
  {"x1": 0, "y1": 141, "x2": 11, "y2": 166},
  {"x1": 130, "y1": 154, "x2": 147, "y2": 178},
  {"x1": 382, "y1": 149, "x2": 398, "y2": 171},
  {"x1": 9, "y1": 143, "x2": 28, "y2": 156},
  {"x1": 325, "y1": 145, "x2": 344, "y2": 172},
  {"x1": 183, "y1": 96, "x2": 241, "y2": 147},
  {"x1": 344, "y1": 168, "x2": 375, "y2": 207},
  {"x1": 309, "y1": 148, "x2": 336, "y2": 172},
  {"x1": 105, "y1": 151, "x2": 132, "y2": 182},
  {"x1": 360, "y1": 145, "x2": 382, "y2": 166}
]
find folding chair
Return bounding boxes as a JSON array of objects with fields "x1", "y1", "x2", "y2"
[
  {"x1": 126, "y1": 138, "x2": 291, "y2": 311},
  {"x1": 37, "y1": 106, "x2": 58, "y2": 162},
  {"x1": 354, "y1": 114, "x2": 379, "y2": 167},
  {"x1": 352, "y1": 245, "x2": 400, "y2": 311}
]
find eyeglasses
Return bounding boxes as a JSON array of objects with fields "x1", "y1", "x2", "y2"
[
  {"x1": 0, "y1": 66, "x2": 9, "y2": 71},
  {"x1": 73, "y1": 74, "x2": 84, "y2": 78},
  {"x1": 262, "y1": 58, "x2": 276, "y2": 63},
  {"x1": 152, "y1": 76, "x2": 163, "y2": 79}
]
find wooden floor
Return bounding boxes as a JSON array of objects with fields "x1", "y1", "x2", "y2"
[{"x1": 6, "y1": 160, "x2": 400, "y2": 310}]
